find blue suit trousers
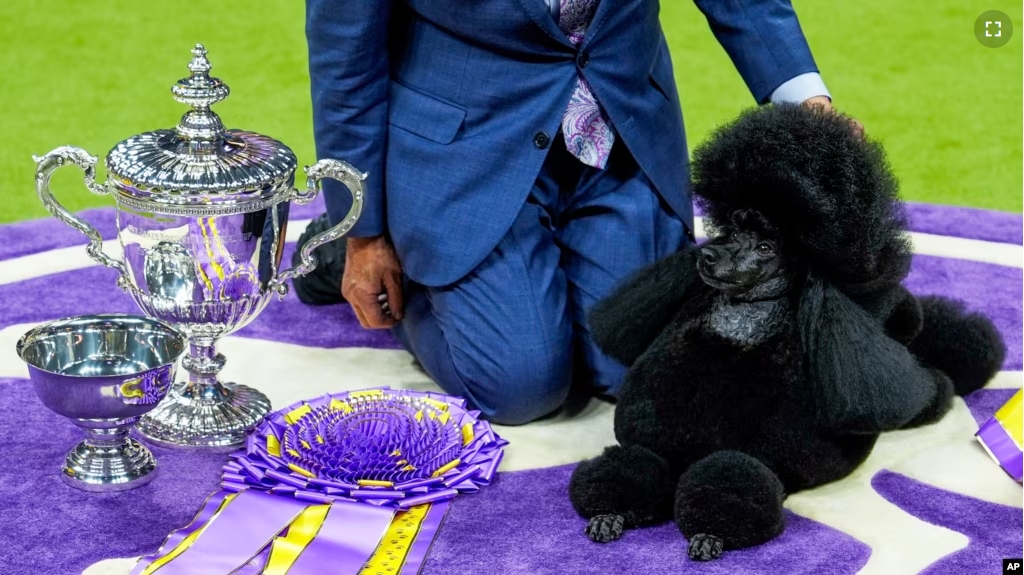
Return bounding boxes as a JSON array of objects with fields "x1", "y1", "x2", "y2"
[{"x1": 392, "y1": 135, "x2": 688, "y2": 424}]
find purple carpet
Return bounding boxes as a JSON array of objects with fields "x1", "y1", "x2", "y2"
[
  {"x1": 5, "y1": 198, "x2": 1020, "y2": 260},
  {"x1": 872, "y1": 471, "x2": 1023, "y2": 575},
  {"x1": 0, "y1": 202, "x2": 1020, "y2": 574},
  {"x1": 0, "y1": 374, "x2": 870, "y2": 575}
]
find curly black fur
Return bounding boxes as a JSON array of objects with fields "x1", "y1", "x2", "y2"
[
  {"x1": 909, "y1": 296, "x2": 1007, "y2": 396},
  {"x1": 569, "y1": 104, "x2": 1006, "y2": 560}
]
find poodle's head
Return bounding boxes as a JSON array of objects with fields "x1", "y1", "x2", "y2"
[
  {"x1": 698, "y1": 209, "x2": 805, "y2": 301},
  {"x1": 691, "y1": 104, "x2": 912, "y2": 298}
]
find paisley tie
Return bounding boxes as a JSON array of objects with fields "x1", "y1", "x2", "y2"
[{"x1": 558, "y1": 0, "x2": 614, "y2": 169}]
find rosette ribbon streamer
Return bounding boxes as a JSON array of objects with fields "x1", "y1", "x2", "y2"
[
  {"x1": 976, "y1": 388, "x2": 1023, "y2": 483},
  {"x1": 132, "y1": 388, "x2": 507, "y2": 574}
]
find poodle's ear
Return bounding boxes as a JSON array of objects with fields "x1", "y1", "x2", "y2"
[
  {"x1": 798, "y1": 276, "x2": 937, "y2": 433},
  {"x1": 589, "y1": 244, "x2": 706, "y2": 368}
]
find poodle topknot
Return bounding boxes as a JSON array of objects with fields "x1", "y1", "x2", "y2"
[{"x1": 691, "y1": 104, "x2": 911, "y2": 297}]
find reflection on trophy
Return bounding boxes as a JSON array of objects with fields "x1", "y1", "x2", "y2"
[
  {"x1": 144, "y1": 242, "x2": 198, "y2": 304},
  {"x1": 32, "y1": 44, "x2": 364, "y2": 449}
]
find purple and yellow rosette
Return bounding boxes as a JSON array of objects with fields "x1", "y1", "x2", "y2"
[
  {"x1": 132, "y1": 388, "x2": 507, "y2": 575},
  {"x1": 976, "y1": 389, "x2": 1022, "y2": 483}
]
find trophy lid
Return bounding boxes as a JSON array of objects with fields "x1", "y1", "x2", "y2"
[{"x1": 105, "y1": 44, "x2": 298, "y2": 216}]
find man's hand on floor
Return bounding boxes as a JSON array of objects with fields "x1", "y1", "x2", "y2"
[{"x1": 342, "y1": 235, "x2": 405, "y2": 329}]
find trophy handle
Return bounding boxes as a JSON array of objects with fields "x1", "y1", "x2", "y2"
[
  {"x1": 33, "y1": 146, "x2": 129, "y2": 283},
  {"x1": 271, "y1": 158, "x2": 365, "y2": 295}
]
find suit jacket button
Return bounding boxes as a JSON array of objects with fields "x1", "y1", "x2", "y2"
[{"x1": 534, "y1": 132, "x2": 550, "y2": 149}]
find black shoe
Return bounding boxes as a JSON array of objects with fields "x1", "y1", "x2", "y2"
[{"x1": 291, "y1": 213, "x2": 347, "y2": 306}]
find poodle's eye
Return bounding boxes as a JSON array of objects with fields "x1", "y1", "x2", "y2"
[{"x1": 756, "y1": 243, "x2": 775, "y2": 255}]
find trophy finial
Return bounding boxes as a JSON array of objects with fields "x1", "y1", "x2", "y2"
[
  {"x1": 172, "y1": 43, "x2": 230, "y2": 143},
  {"x1": 187, "y1": 44, "x2": 212, "y2": 77}
]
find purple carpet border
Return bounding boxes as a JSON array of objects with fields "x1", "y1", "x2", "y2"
[
  {"x1": 898, "y1": 202, "x2": 1022, "y2": 246},
  {"x1": 0, "y1": 206, "x2": 120, "y2": 260},
  {"x1": 693, "y1": 201, "x2": 1022, "y2": 245},
  {"x1": 2, "y1": 199, "x2": 1020, "y2": 261},
  {"x1": 0, "y1": 247, "x2": 405, "y2": 351}
]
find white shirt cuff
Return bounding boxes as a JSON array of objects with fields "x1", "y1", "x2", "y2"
[{"x1": 770, "y1": 72, "x2": 831, "y2": 105}]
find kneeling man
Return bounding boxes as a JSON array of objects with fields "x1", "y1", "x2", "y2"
[{"x1": 299, "y1": 0, "x2": 840, "y2": 424}]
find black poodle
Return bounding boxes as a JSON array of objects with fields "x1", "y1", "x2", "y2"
[{"x1": 568, "y1": 104, "x2": 1006, "y2": 560}]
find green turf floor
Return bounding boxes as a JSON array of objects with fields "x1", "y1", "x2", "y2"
[{"x1": 0, "y1": 1, "x2": 1020, "y2": 224}]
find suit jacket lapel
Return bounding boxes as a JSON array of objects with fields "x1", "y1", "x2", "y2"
[{"x1": 516, "y1": 0, "x2": 574, "y2": 48}]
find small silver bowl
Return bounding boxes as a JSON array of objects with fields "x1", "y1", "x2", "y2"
[{"x1": 17, "y1": 314, "x2": 186, "y2": 492}]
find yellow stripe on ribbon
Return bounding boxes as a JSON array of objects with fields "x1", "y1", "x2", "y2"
[
  {"x1": 461, "y1": 423, "x2": 475, "y2": 446},
  {"x1": 288, "y1": 463, "x2": 315, "y2": 479},
  {"x1": 359, "y1": 504, "x2": 431, "y2": 575},
  {"x1": 358, "y1": 479, "x2": 394, "y2": 488},
  {"x1": 420, "y1": 398, "x2": 449, "y2": 412},
  {"x1": 330, "y1": 399, "x2": 353, "y2": 414},
  {"x1": 139, "y1": 493, "x2": 239, "y2": 575},
  {"x1": 261, "y1": 504, "x2": 332, "y2": 575},
  {"x1": 267, "y1": 434, "x2": 281, "y2": 457},
  {"x1": 285, "y1": 404, "x2": 313, "y2": 425},
  {"x1": 431, "y1": 459, "x2": 460, "y2": 478}
]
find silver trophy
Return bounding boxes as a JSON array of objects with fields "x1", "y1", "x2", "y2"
[
  {"x1": 33, "y1": 44, "x2": 364, "y2": 449},
  {"x1": 17, "y1": 314, "x2": 186, "y2": 491}
]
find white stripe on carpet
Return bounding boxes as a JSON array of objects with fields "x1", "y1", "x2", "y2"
[{"x1": 0, "y1": 321, "x2": 616, "y2": 474}]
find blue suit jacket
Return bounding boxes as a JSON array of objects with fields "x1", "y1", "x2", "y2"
[{"x1": 306, "y1": 0, "x2": 819, "y2": 287}]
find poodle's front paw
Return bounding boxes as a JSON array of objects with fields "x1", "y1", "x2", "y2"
[
  {"x1": 688, "y1": 533, "x2": 724, "y2": 561},
  {"x1": 585, "y1": 514, "x2": 625, "y2": 543}
]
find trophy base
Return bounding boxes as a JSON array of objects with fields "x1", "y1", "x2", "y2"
[
  {"x1": 136, "y1": 381, "x2": 271, "y2": 450},
  {"x1": 62, "y1": 436, "x2": 157, "y2": 492}
]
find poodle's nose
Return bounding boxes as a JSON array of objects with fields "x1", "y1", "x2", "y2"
[{"x1": 700, "y1": 246, "x2": 720, "y2": 264}]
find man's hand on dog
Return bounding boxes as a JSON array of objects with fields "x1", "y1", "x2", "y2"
[
  {"x1": 342, "y1": 235, "x2": 404, "y2": 329},
  {"x1": 802, "y1": 95, "x2": 865, "y2": 138}
]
